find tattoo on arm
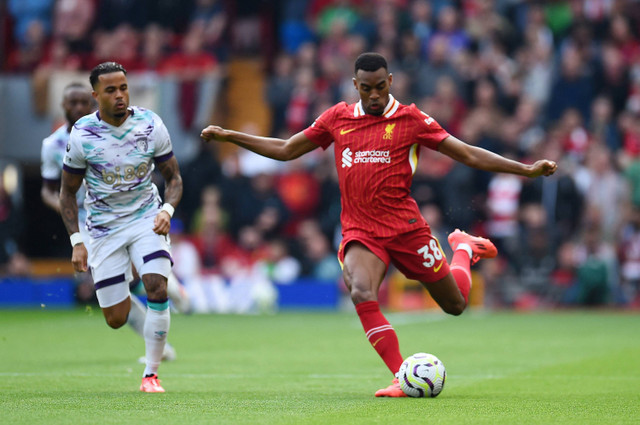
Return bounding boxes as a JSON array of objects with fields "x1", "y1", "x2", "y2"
[
  {"x1": 59, "y1": 171, "x2": 83, "y2": 234},
  {"x1": 156, "y1": 156, "x2": 183, "y2": 208}
]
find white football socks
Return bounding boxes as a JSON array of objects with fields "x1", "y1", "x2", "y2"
[
  {"x1": 127, "y1": 295, "x2": 147, "y2": 337},
  {"x1": 456, "y1": 243, "x2": 473, "y2": 260},
  {"x1": 142, "y1": 304, "x2": 170, "y2": 377}
]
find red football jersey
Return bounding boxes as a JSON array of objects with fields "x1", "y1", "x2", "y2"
[{"x1": 303, "y1": 95, "x2": 450, "y2": 238}]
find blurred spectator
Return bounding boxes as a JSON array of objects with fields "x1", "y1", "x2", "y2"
[
  {"x1": 511, "y1": 203, "x2": 556, "y2": 308},
  {"x1": 589, "y1": 95, "x2": 621, "y2": 153},
  {"x1": 278, "y1": 0, "x2": 315, "y2": 54},
  {"x1": 573, "y1": 221, "x2": 618, "y2": 306},
  {"x1": 419, "y1": 74, "x2": 467, "y2": 134},
  {"x1": 0, "y1": 172, "x2": 27, "y2": 275},
  {"x1": 618, "y1": 207, "x2": 640, "y2": 305},
  {"x1": 139, "y1": 24, "x2": 170, "y2": 71},
  {"x1": 7, "y1": 0, "x2": 53, "y2": 46},
  {"x1": 146, "y1": 0, "x2": 194, "y2": 35},
  {"x1": 94, "y1": 0, "x2": 147, "y2": 31},
  {"x1": 297, "y1": 218, "x2": 340, "y2": 282},
  {"x1": 409, "y1": 0, "x2": 433, "y2": 56},
  {"x1": 159, "y1": 23, "x2": 218, "y2": 129},
  {"x1": 6, "y1": 0, "x2": 53, "y2": 71},
  {"x1": 257, "y1": 238, "x2": 301, "y2": 284},
  {"x1": 485, "y1": 153, "x2": 523, "y2": 260},
  {"x1": 169, "y1": 218, "x2": 204, "y2": 304},
  {"x1": 191, "y1": 0, "x2": 229, "y2": 61},
  {"x1": 52, "y1": 0, "x2": 95, "y2": 55},
  {"x1": 520, "y1": 134, "x2": 583, "y2": 245},
  {"x1": 429, "y1": 5, "x2": 468, "y2": 59},
  {"x1": 265, "y1": 53, "x2": 295, "y2": 135},
  {"x1": 547, "y1": 45, "x2": 595, "y2": 124},
  {"x1": 573, "y1": 142, "x2": 628, "y2": 242},
  {"x1": 414, "y1": 34, "x2": 460, "y2": 98},
  {"x1": 594, "y1": 42, "x2": 631, "y2": 115}
]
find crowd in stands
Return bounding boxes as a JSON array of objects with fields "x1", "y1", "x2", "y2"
[{"x1": 3, "y1": 0, "x2": 640, "y2": 310}]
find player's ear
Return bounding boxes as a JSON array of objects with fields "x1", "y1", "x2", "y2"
[
  {"x1": 353, "y1": 77, "x2": 359, "y2": 90},
  {"x1": 388, "y1": 73, "x2": 393, "y2": 86}
]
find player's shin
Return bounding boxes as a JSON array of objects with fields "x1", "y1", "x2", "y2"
[
  {"x1": 143, "y1": 298, "x2": 170, "y2": 377},
  {"x1": 355, "y1": 301, "x2": 404, "y2": 375},
  {"x1": 450, "y1": 249, "x2": 472, "y2": 303}
]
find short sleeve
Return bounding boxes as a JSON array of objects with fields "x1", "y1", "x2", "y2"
[
  {"x1": 412, "y1": 105, "x2": 450, "y2": 150},
  {"x1": 41, "y1": 136, "x2": 62, "y2": 180},
  {"x1": 152, "y1": 113, "x2": 173, "y2": 162},
  {"x1": 303, "y1": 104, "x2": 339, "y2": 150},
  {"x1": 63, "y1": 127, "x2": 87, "y2": 173}
]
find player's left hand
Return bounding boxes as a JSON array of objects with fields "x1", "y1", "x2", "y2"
[
  {"x1": 528, "y1": 159, "x2": 557, "y2": 178},
  {"x1": 200, "y1": 125, "x2": 229, "y2": 142},
  {"x1": 153, "y1": 210, "x2": 171, "y2": 235}
]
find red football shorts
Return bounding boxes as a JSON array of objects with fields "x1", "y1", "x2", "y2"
[{"x1": 338, "y1": 226, "x2": 450, "y2": 283}]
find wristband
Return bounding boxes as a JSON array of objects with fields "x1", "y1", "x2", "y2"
[
  {"x1": 70, "y1": 232, "x2": 83, "y2": 247},
  {"x1": 161, "y1": 203, "x2": 175, "y2": 218}
]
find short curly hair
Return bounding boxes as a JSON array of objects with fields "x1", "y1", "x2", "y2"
[
  {"x1": 89, "y1": 62, "x2": 127, "y2": 89},
  {"x1": 354, "y1": 52, "x2": 388, "y2": 75}
]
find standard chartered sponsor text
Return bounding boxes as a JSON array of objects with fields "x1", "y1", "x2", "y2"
[{"x1": 354, "y1": 150, "x2": 391, "y2": 164}]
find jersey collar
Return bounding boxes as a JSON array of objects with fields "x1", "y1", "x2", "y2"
[{"x1": 354, "y1": 95, "x2": 399, "y2": 118}]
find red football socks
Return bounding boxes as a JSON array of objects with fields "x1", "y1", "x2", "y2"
[
  {"x1": 450, "y1": 249, "x2": 472, "y2": 303},
  {"x1": 355, "y1": 301, "x2": 404, "y2": 375}
]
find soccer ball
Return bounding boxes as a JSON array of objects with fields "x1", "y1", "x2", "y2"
[{"x1": 397, "y1": 352, "x2": 446, "y2": 397}]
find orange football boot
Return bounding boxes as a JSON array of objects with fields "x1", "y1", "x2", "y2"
[
  {"x1": 374, "y1": 377, "x2": 407, "y2": 397},
  {"x1": 447, "y1": 229, "x2": 497, "y2": 265},
  {"x1": 140, "y1": 374, "x2": 165, "y2": 393}
]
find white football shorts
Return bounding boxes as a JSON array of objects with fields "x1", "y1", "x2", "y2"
[{"x1": 89, "y1": 214, "x2": 173, "y2": 308}]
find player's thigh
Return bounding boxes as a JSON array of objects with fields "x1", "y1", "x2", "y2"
[
  {"x1": 128, "y1": 225, "x2": 172, "y2": 298},
  {"x1": 342, "y1": 240, "x2": 388, "y2": 301},
  {"x1": 90, "y1": 241, "x2": 133, "y2": 310},
  {"x1": 387, "y1": 228, "x2": 449, "y2": 283}
]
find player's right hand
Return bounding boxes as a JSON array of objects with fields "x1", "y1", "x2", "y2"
[
  {"x1": 200, "y1": 125, "x2": 228, "y2": 142},
  {"x1": 71, "y1": 244, "x2": 88, "y2": 272}
]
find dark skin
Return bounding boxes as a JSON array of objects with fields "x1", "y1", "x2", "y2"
[
  {"x1": 60, "y1": 71, "x2": 183, "y2": 328},
  {"x1": 201, "y1": 67, "x2": 557, "y2": 315},
  {"x1": 41, "y1": 87, "x2": 94, "y2": 214}
]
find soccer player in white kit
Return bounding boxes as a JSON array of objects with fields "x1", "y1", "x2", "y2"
[
  {"x1": 60, "y1": 62, "x2": 183, "y2": 392},
  {"x1": 41, "y1": 82, "x2": 187, "y2": 364}
]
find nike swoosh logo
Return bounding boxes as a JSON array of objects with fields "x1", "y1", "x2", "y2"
[
  {"x1": 372, "y1": 336, "x2": 385, "y2": 347},
  {"x1": 433, "y1": 261, "x2": 444, "y2": 273},
  {"x1": 340, "y1": 128, "x2": 356, "y2": 135}
]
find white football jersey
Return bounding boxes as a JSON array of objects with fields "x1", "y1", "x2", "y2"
[
  {"x1": 63, "y1": 106, "x2": 173, "y2": 238},
  {"x1": 41, "y1": 123, "x2": 87, "y2": 213}
]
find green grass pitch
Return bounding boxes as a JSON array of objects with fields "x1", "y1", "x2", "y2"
[{"x1": 1, "y1": 308, "x2": 639, "y2": 424}]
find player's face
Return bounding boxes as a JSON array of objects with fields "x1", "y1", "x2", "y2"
[
  {"x1": 63, "y1": 88, "x2": 94, "y2": 126},
  {"x1": 93, "y1": 71, "x2": 130, "y2": 125},
  {"x1": 353, "y1": 68, "x2": 393, "y2": 116}
]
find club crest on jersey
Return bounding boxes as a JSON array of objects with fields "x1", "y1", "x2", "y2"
[
  {"x1": 383, "y1": 123, "x2": 395, "y2": 140},
  {"x1": 135, "y1": 136, "x2": 148, "y2": 152}
]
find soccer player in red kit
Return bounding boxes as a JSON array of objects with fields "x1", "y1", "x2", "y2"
[{"x1": 201, "y1": 52, "x2": 557, "y2": 397}]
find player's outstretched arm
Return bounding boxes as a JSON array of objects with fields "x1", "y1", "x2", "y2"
[
  {"x1": 154, "y1": 156, "x2": 183, "y2": 235},
  {"x1": 60, "y1": 170, "x2": 88, "y2": 272},
  {"x1": 200, "y1": 126, "x2": 318, "y2": 161},
  {"x1": 437, "y1": 135, "x2": 557, "y2": 178}
]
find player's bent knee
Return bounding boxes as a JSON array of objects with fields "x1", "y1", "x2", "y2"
[
  {"x1": 441, "y1": 300, "x2": 466, "y2": 316},
  {"x1": 350, "y1": 286, "x2": 377, "y2": 304},
  {"x1": 105, "y1": 315, "x2": 128, "y2": 329}
]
